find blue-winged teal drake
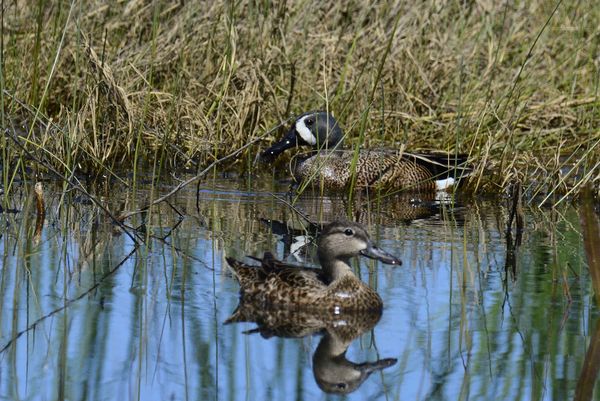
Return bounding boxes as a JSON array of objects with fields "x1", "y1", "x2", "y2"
[
  {"x1": 225, "y1": 221, "x2": 401, "y2": 312},
  {"x1": 261, "y1": 111, "x2": 471, "y2": 191}
]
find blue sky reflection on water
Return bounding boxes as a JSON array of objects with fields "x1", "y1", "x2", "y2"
[{"x1": 0, "y1": 178, "x2": 598, "y2": 401}]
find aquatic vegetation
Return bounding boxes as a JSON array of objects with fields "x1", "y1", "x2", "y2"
[{"x1": 0, "y1": 178, "x2": 598, "y2": 400}]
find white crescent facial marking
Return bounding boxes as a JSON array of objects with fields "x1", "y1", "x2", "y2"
[
  {"x1": 435, "y1": 177, "x2": 455, "y2": 190},
  {"x1": 295, "y1": 116, "x2": 317, "y2": 145}
]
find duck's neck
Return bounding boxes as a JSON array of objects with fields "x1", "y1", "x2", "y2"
[
  {"x1": 314, "y1": 331, "x2": 348, "y2": 359},
  {"x1": 319, "y1": 255, "x2": 355, "y2": 282}
]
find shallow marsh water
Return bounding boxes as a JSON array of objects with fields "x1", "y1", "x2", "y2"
[{"x1": 0, "y1": 175, "x2": 598, "y2": 401}]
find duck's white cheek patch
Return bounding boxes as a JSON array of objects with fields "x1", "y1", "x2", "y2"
[{"x1": 296, "y1": 118, "x2": 317, "y2": 145}]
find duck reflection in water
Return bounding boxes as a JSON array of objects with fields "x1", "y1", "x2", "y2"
[
  {"x1": 225, "y1": 301, "x2": 397, "y2": 395},
  {"x1": 260, "y1": 192, "x2": 463, "y2": 264}
]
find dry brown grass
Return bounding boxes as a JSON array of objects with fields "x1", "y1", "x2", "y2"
[{"x1": 1, "y1": 0, "x2": 598, "y2": 199}]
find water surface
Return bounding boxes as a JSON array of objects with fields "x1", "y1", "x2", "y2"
[{"x1": 0, "y1": 175, "x2": 598, "y2": 401}]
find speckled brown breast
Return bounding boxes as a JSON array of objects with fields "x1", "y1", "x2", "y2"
[{"x1": 294, "y1": 150, "x2": 437, "y2": 191}]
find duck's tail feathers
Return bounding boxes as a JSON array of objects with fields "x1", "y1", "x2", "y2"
[
  {"x1": 225, "y1": 256, "x2": 261, "y2": 288},
  {"x1": 224, "y1": 305, "x2": 246, "y2": 325}
]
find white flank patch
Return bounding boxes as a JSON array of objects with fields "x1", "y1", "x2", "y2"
[
  {"x1": 435, "y1": 177, "x2": 455, "y2": 190},
  {"x1": 295, "y1": 116, "x2": 317, "y2": 145},
  {"x1": 290, "y1": 235, "x2": 309, "y2": 258}
]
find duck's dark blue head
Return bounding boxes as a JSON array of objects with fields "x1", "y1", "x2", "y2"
[{"x1": 261, "y1": 111, "x2": 344, "y2": 160}]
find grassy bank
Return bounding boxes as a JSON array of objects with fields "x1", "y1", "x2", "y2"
[{"x1": 1, "y1": 0, "x2": 598, "y2": 200}]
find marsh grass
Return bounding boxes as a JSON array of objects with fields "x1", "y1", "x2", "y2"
[{"x1": 0, "y1": 0, "x2": 598, "y2": 201}]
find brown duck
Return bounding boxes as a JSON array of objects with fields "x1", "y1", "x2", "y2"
[
  {"x1": 225, "y1": 221, "x2": 401, "y2": 312},
  {"x1": 261, "y1": 111, "x2": 471, "y2": 191}
]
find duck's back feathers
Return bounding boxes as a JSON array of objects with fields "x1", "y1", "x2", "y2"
[
  {"x1": 225, "y1": 256, "x2": 264, "y2": 289},
  {"x1": 225, "y1": 254, "x2": 329, "y2": 307}
]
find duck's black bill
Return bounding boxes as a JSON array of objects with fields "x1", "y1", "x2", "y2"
[
  {"x1": 360, "y1": 245, "x2": 402, "y2": 265},
  {"x1": 260, "y1": 127, "x2": 298, "y2": 161}
]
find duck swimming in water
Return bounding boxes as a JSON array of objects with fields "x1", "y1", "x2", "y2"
[
  {"x1": 261, "y1": 111, "x2": 471, "y2": 192},
  {"x1": 225, "y1": 221, "x2": 401, "y2": 312}
]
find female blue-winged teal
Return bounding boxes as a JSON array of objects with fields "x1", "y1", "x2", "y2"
[
  {"x1": 261, "y1": 111, "x2": 471, "y2": 191},
  {"x1": 225, "y1": 221, "x2": 401, "y2": 312}
]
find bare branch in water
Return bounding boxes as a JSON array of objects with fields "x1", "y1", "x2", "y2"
[{"x1": 0, "y1": 246, "x2": 139, "y2": 354}]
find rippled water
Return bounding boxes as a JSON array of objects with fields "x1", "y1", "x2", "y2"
[{"x1": 0, "y1": 175, "x2": 598, "y2": 401}]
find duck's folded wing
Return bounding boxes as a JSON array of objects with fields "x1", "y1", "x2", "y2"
[{"x1": 272, "y1": 267, "x2": 327, "y2": 288}]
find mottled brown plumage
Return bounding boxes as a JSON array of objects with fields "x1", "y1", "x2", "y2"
[
  {"x1": 226, "y1": 221, "x2": 401, "y2": 313},
  {"x1": 224, "y1": 298, "x2": 382, "y2": 338},
  {"x1": 261, "y1": 111, "x2": 471, "y2": 191},
  {"x1": 294, "y1": 149, "x2": 460, "y2": 191},
  {"x1": 224, "y1": 300, "x2": 397, "y2": 394}
]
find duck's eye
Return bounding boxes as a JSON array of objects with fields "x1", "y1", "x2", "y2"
[
  {"x1": 344, "y1": 228, "x2": 354, "y2": 236},
  {"x1": 305, "y1": 118, "x2": 314, "y2": 126}
]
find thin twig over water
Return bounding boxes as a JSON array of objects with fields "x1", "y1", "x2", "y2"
[{"x1": 0, "y1": 246, "x2": 139, "y2": 354}]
